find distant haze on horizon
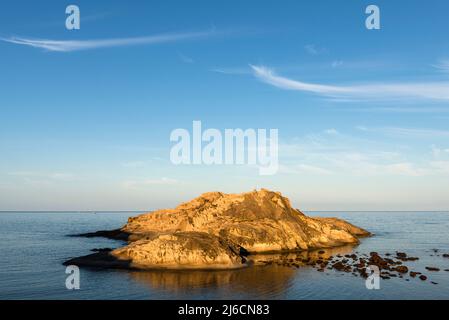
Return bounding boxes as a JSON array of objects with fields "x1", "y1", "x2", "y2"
[{"x1": 1, "y1": 0, "x2": 449, "y2": 211}]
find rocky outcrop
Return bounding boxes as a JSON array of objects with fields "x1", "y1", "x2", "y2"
[
  {"x1": 66, "y1": 189, "x2": 370, "y2": 270},
  {"x1": 112, "y1": 232, "x2": 245, "y2": 269}
]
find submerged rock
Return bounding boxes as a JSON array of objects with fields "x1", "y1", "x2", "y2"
[{"x1": 66, "y1": 189, "x2": 370, "y2": 270}]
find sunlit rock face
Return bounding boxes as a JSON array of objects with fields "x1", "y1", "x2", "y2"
[
  {"x1": 107, "y1": 189, "x2": 370, "y2": 269},
  {"x1": 112, "y1": 232, "x2": 244, "y2": 269}
]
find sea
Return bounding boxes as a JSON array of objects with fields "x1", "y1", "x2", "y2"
[{"x1": 0, "y1": 211, "x2": 448, "y2": 300}]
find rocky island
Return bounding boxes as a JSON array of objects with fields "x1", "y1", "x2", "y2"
[{"x1": 65, "y1": 189, "x2": 371, "y2": 270}]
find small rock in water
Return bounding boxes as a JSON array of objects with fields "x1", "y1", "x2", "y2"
[
  {"x1": 442, "y1": 254, "x2": 449, "y2": 258},
  {"x1": 404, "y1": 257, "x2": 419, "y2": 261},
  {"x1": 332, "y1": 262, "x2": 345, "y2": 271},
  {"x1": 425, "y1": 267, "x2": 440, "y2": 271},
  {"x1": 419, "y1": 275, "x2": 427, "y2": 281},
  {"x1": 431, "y1": 281, "x2": 438, "y2": 285},
  {"x1": 409, "y1": 271, "x2": 421, "y2": 277},
  {"x1": 396, "y1": 252, "x2": 407, "y2": 258},
  {"x1": 395, "y1": 266, "x2": 408, "y2": 273}
]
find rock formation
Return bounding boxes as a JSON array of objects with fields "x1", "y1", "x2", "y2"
[{"x1": 65, "y1": 189, "x2": 370, "y2": 270}]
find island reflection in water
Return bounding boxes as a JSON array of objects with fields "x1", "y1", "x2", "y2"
[{"x1": 127, "y1": 245, "x2": 358, "y2": 299}]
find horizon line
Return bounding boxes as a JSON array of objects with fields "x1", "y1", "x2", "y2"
[{"x1": 1, "y1": 210, "x2": 449, "y2": 213}]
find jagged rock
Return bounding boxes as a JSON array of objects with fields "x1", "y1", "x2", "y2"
[
  {"x1": 66, "y1": 189, "x2": 370, "y2": 270},
  {"x1": 121, "y1": 189, "x2": 370, "y2": 253}
]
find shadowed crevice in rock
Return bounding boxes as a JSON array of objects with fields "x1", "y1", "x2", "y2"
[{"x1": 65, "y1": 189, "x2": 371, "y2": 270}]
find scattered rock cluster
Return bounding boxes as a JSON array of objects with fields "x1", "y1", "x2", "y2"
[{"x1": 258, "y1": 250, "x2": 447, "y2": 285}]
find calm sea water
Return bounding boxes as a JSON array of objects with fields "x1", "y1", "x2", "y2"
[{"x1": 0, "y1": 211, "x2": 448, "y2": 300}]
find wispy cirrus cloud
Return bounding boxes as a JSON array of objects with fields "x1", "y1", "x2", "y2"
[
  {"x1": 7, "y1": 171, "x2": 79, "y2": 186},
  {"x1": 434, "y1": 60, "x2": 449, "y2": 73},
  {"x1": 123, "y1": 177, "x2": 180, "y2": 189},
  {"x1": 8, "y1": 171, "x2": 76, "y2": 180},
  {"x1": 210, "y1": 67, "x2": 250, "y2": 75},
  {"x1": 1, "y1": 29, "x2": 215, "y2": 52},
  {"x1": 356, "y1": 126, "x2": 449, "y2": 138},
  {"x1": 343, "y1": 106, "x2": 449, "y2": 114},
  {"x1": 304, "y1": 44, "x2": 327, "y2": 55},
  {"x1": 121, "y1": 161, "x2": 146, "y2": 168},
  {"x1": 178, "y1": 52, "x2": 194, "y2": 64},
  {"x1": 250, "y1": 65, "x2": 449, "y2": 101}
]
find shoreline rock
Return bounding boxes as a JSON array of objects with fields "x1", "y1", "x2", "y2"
[{"x1": 65, "y1": 189, "x2": 371, "y2": 270}]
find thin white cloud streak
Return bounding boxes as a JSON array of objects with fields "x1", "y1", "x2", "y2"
[
  {"x1": 331, "y1": 60, "x2": 343, "y2": 68},
  {"x1": 178, "y1": 53, "x2": 194, "y2": 64},
  {"x1": 434, "y1": 60, "x2": 449, "y2": 73},
  {"x1": 356, "y1": 126, "x2": 449, "y2": 138},
  {"x1": 304, "y1": 44, "x2": 327, "y2": 55},
  {"x1": 7, "y1": 171, "x2": 79, "y2": 186},
  {"x1": 343, "y1": 107, "x2": 449, "y2": 114},
  {"x1": 122, "y1": 161, "x2": 146, "y2": 168},
  {"x1": 123, "y1": 177, "x2": 180, "y2": 189},
  {"x1": 8, "y1": 171, "x2": 75, "y2": 180},
  {"x1": 210, "y1": 67, "x2": 251, "y2": 75},
  {"x1": 1, "y1": 30, "x2": 215, "y2": 52},
  {"x1": 251, "y1": 65, "x2": 449, "y2": 101},
  {"x1": 279, "y1": 164, "x2": 332, "y2": 175}
]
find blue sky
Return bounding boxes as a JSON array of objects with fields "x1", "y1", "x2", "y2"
[{"x1": 1, "y1": 0, "x2": 449, "y2": 211}]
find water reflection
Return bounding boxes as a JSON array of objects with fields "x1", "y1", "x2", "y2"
[
  {"x1": 128, "y1": 245, "x2": 358, "y2": 299},
  {"x1": 249, "y1": 244, "x2": 358, "y2": 265}
]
